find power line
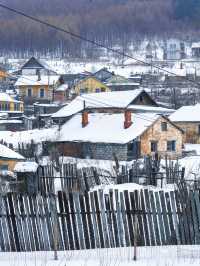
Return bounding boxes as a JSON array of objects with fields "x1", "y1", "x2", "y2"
[{"x1": 0, "y1": 3, "x2": 200, "y2": 87}]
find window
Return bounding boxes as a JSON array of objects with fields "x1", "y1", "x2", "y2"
[
  {"x1": 40, "y1": 88, "x2": 45, "y2": 98},
  {"x1": 101, "y1": 87, "x2": 106, "y2": 92},
  {"x1": 167, "y1": 140, "x2": 176, "y2": 152},
  {"x1": 0, "y1": 165, "x2": 8, "y2": 171},
  {"x1": 198, "y1": 125, "x2": 200, "y2": 135},
  {"x1": 151, "y1": 141, "x2": 158, "y2": 152},
  {"x1": 161, "y1": 122, "x2": 167, "y2": 131},
  {"x1": 95, "y1": 88, "x2": 100, "y2": 93},
  {"x1": 80, "y1": 89, "x2": 85, "y2": 95},
  {"x1": 27, "y1": 88, "x2": 32, "y2": 97}
]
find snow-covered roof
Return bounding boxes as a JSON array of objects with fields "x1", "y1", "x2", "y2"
[
  {"x1": 128, "y1": 105, "x2": 174, "y2": 114},
  {"x1": 169, "y1": 104, "x2": 200, "y2": 122},
  {"x1": 192, "y1": 42, "x2": 200, "y2": 49},
  {"x1": 52, "y1": 89, "x2": 148, "y2": 119},
  {"x1": 0, "y1": 120, "x2": 22, "y2": 124},
  {"x1": 14, "y1": 161, "x2": 38, "y2": 173},
  {"x1": 0, "y1": 126, "x2": 58, "y2": 148},
  {"x1": 56, "y1": 83, "x2": 69, "y2": 92},
  {"x1": 57, "y1": 112, "x2": 159, "y2": 144},
  {"x1": 0, "y1": 93, "x2": 21, "y2": 103},
  {"x1": 0, "y1": 144, "x2": 24, "y2": 160},
  {"x1": 15, "y1": 75, "x2": 60, "y2": 86}
]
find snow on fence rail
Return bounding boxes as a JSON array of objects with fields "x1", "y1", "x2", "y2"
[{"x1": 0, "y1": 186, "x2": 199, "y2": 252}]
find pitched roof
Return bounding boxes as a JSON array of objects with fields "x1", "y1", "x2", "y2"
[
  {"x1": 0, "y1": 92, "x2": 22, "y2": 103},
  {"x1": 22, "y1": 57, "x2": 45, "y2": 69},
  {"x1": 52, "y1": 89, "x2": 149, "y2": 119},
  {"x1": 15, "y1": 75, "x2": 60, "y2": 86},
  {"x1": 57, "y1": 112, "x2": 159, "y2": 144},
  {"x1": 169, "y1": 104, "x2": 200, "y2": 122},
  {"x1": 0, "y1": 144, "x2": 24, "y2": 160}
]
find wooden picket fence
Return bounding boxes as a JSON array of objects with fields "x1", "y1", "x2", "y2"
[
  {"x1": 0, "y1": 186, "x2": 199, "y2": 252},
  {"x1": 38, "y1": 164, "x2": 115, "y2": 194}
]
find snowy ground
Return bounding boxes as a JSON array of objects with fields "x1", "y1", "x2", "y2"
[{"x1": 1, "y1": 246, "x2": 200, "y2": 266}]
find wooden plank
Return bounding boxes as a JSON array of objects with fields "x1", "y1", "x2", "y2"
[
  {"x1": 84, "y1": 192, "x2": 95, "y2": 249},
  {"x1": 68, "y1": 192, "x2": 80, "y2": 250},
  {"x1": 115, "y1": 190, "x2": 125, "y2": 247},
  {"x1": 154, "y1": 192, "x2": 165, "y2": 245},
  {"x1": 123, "y1": 190, "x2": 134, "y2": 246},
  {"x1": 133, "y1": 190, "x2": 145, "y2": 246},
  {"x1": 63, "y1": 192, "x2": 74, "y2": 250},
  {"x1": 93, "y1": 191, "x2": 104, "y2": 248},
  {"x1": 178, "y1": 188, "x2": 191, "y2": 244},
  {"x1": 28, "y1": 196, "x2": 40, "y2": 250},
  {"x1": 159, "y1": 191, "x2": 171, "y2": 245},
  {"x1": 89, "y1": 192, "x2": 100, "y2": 248},
  {"x1": 79, "y1": 193, "x2": 90, "y2": 249},
  {"x1": 12, "y1": 194, "x2": 25, "y2": 251},
  {"x1": 104, "y1": 193, "x2": 115, "y2": 247},
  {"x1": 189, "y1": 191, "x2": 200, "y2": 244},
  {"x1": 4, "y1": 195, "x2": 17, "y2": 251},
  {"x1": 119, "y1": 192, "x2": 130, "y2": 246},
  {"x1": 58, "y1": 191, "x2": 69, "y2": 250},
  {"x1": 165, "y1": 192, "x2": 176, "y2": 245},
  {"x1": 169, "y1": 191, "x2": 181, "y2": 245},
  {"x1": 149, "y1": 191, "x2": 160, "y2": 245},
  {"x1": 174, "y1": 190, "x2": 185, "y2": 245},
  {"x1": 73, "y1": 192, "x2": 85, "y2": 249},
  {"x1": 109, "y1": 189, "x2": 120, "y2": 247},
  {"x1": 37, "y1": 195, "x2": 50, "y2": 250},
  {"x1": 144, "y1": 189, "x2": 155, "y2": 246},
  {"x1": 98, "y1": 189, "x2": 110, "y2": 248},
  {"x1": 140, "y1": 190, "x2": 150, "y2": 246},
  {"x1": 43, "y1": 195, "x2": 54, "y2": 250},
  {"x1": 0, "y1": 195, "x2": 6, "y2": 251}
]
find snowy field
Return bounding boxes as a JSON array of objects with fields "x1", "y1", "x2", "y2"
[{"x1": 1, "y1": 246, "x2": 200, "y2": 266}]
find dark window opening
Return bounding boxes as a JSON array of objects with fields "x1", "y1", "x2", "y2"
[
  {"x1": 151, "y1": 141, "x2": 158, "y2": 152},
  {"x1": 161, "y1": 122, "x2": 167, "y2": 131},
  {"x1": 167, "y1": 140, "x2": 176, "y2": 152}
]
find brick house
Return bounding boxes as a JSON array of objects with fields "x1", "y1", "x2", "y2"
[{"x1": 54, "y1": 110, "x2": 183, "y2": 161}]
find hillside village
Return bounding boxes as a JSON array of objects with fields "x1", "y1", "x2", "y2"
[{"x1": 1, "y1": 39, "x2": 200, "y2": 264}]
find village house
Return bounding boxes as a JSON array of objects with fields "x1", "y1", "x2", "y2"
[
  {"x1": 0, "y1": 65, "x2": 8, "y2": 81},
  {"x1": 74, "y1": 76, "x2": 110, "y2": 95},
  {"x1": 191, "y1": 42, "x2": 200, "y2": 58},
  {"x1": 105, "y1": 74, "x2": 140, "y2": 91},
  {"x1": 169, "y1": 104, "x2": 200, "y2": 144},
  {"x1": 0, "y1": 92, "x2": 24, "y2": 118},
  {"x1": 163, "y1": 39, "x2": 185, "y2": 60},
  {"x1": 0, "y1": 143, "x2": 24, "y2": 171},
  {"x1": 14, "y1": 57, "x2": 61, "y2": 104},
  {"x1": 52, "y1": 89, "x2": 174, "y2": 124},
  {"x1": 54, "y1": 110, "x2": 183, "y2": 161},
  {"x1": 93, "y1": 67, "x2": 114, "y2": 82}
]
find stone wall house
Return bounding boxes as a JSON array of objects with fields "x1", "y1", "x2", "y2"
[
  {"x1": 54, "y1": 110, "x2": 183, "y2": 161},
  {"x1": 169, "y1": 104, "x2": 200, "y2": 144}
]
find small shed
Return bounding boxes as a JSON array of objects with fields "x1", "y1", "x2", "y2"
[{"x1": 14, "y1": 162, "x2": 39, "y2": 194}]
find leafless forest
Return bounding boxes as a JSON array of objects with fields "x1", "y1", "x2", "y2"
[{"x1": 0, "y1": 0, "x2": 199, "y2": 56}]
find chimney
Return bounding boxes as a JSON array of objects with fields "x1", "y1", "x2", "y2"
[
  {"x1": 82, "y1": 111, "x2": 88, "y2": 127},
  {"x1": 124, "y1": 110, "x2": 132, "y2": 129}
]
